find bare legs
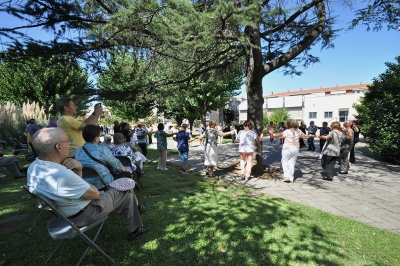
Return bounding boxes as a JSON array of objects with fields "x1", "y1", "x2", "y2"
[
  {"x1": 205, "y1": 165, "x2": 215, "y2": 176},
  {"x1": 240, "y1": 152, "x2": 253, "y2": 180}
]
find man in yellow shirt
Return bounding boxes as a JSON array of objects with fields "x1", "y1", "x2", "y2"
[{"x1": 56, "y1": 97, "x2": 103, "y2": 157}]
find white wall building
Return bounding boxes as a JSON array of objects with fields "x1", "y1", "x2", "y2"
[{"x1": 239, "y1": 83, "x2": 370, "y2": 126}]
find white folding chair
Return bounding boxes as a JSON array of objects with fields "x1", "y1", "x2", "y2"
[{"x1": 23, "y1": 185, "x2": 115, "y2": 265}]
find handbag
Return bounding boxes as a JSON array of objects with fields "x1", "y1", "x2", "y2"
[
  {"x1": 109, "y1": 177, "x2": 135, "y2": 191},
  {"x1": 82, "y1": 146, "x2": 118, "y2": 176}
]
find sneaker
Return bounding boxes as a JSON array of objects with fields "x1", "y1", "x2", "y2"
[
  {"x1": 127, "y1": 227, "x2": 149, "y2": 242},
  {"x1": 181, "y1": 170, "x2": 187, "y2": 174},
  {"x1": 0, "y1": 174, "x2": 6, "y2": 179},
  {"x1": 145, "y1": 160, "x2": 153, "y2": 164},
  {"x1": 157, "y1": 167, "x2": 162, "y2": 170},
  {"x1": 138, "y1": 203, "x2": 149, "y2": 214},
  {"x1": 163, "y1": 168, "x2": 168, "y2": 170}
]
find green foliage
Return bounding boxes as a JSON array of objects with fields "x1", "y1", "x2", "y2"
[
  {"x1": 267, "y1": 108, "x2": 289, "y2": 131},
  {"x1": 160, "y1": 66, "x2": 243, "y2": 128},
  {"x1": 262, "y1": 110, "x2": 270, "y2": 127},
  {"x1": 354, "y1": 56, "x2": 400, "y2": 162},
  {"x1": 223, "y1": 108, "x2": 238, "y2": 125},
  {"x1": 0, "y1": 54, "x2": 95, "y2": 116},
  {"x1": 350, "y1": 0, "x2": 400, "y2": 31}
]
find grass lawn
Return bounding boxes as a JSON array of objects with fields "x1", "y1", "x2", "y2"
[{"x1": 0, "y1": 145, "x2": 399, "y2": 265}]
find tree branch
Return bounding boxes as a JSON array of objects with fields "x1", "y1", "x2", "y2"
[{"x1": 263, "y1": 0, "x2": 326, "y2": 75}]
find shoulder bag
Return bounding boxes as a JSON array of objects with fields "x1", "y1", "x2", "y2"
[{"x1": 82, "y1": 146, "x2": 118, "y2": 176}]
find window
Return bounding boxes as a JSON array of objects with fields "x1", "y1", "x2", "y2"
[
  {"x1": 324, "y1": 112, "x2": 333, "y2": 118},
  {"x1": 339, "y1": 111, "x2": 348, "y2": 122},
  {"x1": 309, "y1": 112, "x2": 317, "y2": 119}
]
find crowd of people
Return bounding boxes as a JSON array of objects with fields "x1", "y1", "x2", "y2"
[
  {"x1": 1, "y1": 95, "x2": 363, "y2": 244},
  {"x1": 26, "y1": 98, "x2": 151, "y2": 242}
]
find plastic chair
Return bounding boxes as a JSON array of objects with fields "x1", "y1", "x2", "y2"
[
  {"x1": 23, "y1": 185, "x2": 54, "y2": 227},
  {"x1": 82, "y1": 166, "x2": 109, "y2": 191},
  {"x1": 23, "y1": 185, "x2": 115, "y2": 265},
  {"x1": 114, "y1": 156, "x2": 145, "y2": 190}
]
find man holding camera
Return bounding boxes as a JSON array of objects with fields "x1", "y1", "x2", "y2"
[{"x1": 56, "y1": 97, "x2": 103, "y2": 157}]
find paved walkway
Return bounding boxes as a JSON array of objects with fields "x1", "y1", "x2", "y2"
[{"x1": 160, "y1": 139, "x2": 400, "y2": 235}]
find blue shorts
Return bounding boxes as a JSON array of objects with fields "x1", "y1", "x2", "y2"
[{"x1": 179, "y1": 151, "x2": 188, "y2": 165}]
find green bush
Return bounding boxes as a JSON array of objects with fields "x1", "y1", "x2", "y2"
[{"x1": 354, "y1": 56, "x2": 400, "y2": 162}]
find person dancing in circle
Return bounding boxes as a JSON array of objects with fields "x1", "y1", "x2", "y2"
[
  {"x1": 273, "y1": 119, "x2": 310, "y2": 183},
  {"x1": 235, "y1": 120, "x2": 264, "y2": 181}
]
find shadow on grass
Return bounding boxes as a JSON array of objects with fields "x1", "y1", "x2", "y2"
[{"x1": 0, "y1": 148, "x2": 398, "y2": 265}]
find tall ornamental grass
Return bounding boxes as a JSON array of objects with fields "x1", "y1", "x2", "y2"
[{"x1": 0, "y1": 101, "x2": 48, "y2": 143}]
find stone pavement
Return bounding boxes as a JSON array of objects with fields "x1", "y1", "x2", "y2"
[{"x1": 160, "y1": 138, "x2": 400, "y2": 235}]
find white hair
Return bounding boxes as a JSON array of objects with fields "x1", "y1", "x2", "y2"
[{"x1": 32, "y1": 128, "x2": 66, "y2": 157}]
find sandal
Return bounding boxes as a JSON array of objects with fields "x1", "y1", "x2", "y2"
[{"x1": 283, "y1": 177, "x2": 290, "y2": 183}]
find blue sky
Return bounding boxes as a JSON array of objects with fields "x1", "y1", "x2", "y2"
[
  {"x1": 243, "y1": 5, "x2": 400, "y2": 97},
  {"x1": 1, "y1": 2, "x2": 399, "y2": 98}
]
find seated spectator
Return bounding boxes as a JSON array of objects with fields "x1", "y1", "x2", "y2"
[
  {"x1": 75, "y1": 125, "x2": 132, "y2": 190},
  {"x1": 27, "y1": 128, "x2": 149, "y2": 241},
  {"x1": 110, "y1": 133, "x2": 152, "y2": 170},
  {"x1": 101, "y1": 134, "x2": 114, "y2": 149},
  {"x1": 46, "y1": 116, "x2": 58, "y2": 128},
  {"x1": 0, "y1": 148, "x2": 24, "y2": 179}
]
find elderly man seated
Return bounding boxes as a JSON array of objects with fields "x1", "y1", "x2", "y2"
[
  {"x1": 27, "y1": 128, "x2": 149, "y2": 241},
  {"x1": 0, "y1": 148, "x2": 24, "y2": 179}
]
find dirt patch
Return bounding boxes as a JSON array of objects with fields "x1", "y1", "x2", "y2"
[
  {"x1": 179, "y1": 186, "x2": 195, "y2": 191},
  {"x1": 219, "y1": 162, "x2": 282, "y2": 180},
  {"x1": 246, "y1": 191, "x2": 264, "y2": 197},
  {"x1": 216, "y1": 186, "x2": 227, "y2": 192},
  {"x1": 0, "y1": 213, "x2": 28, "y2": 233}
]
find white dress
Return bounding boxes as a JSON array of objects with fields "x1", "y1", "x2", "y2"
[{"x1": 202, "y1": 129, "x2": 222, "y2": 166}]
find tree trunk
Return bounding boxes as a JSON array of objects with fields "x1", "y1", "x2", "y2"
[
  {"x1": 188, "y1": 117, "x2": 195, "y2": 133},
  {"x1": 246, "y1": 24, "x2": 266, "y2": 173}
]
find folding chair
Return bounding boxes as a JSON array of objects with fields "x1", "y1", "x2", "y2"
[
  {"x1": 24, "y1": 142, "x2": 37, "y2": 161},
  {"x1": 114, "y1": 156, "x2": 145, "y2": 190},
  {"x1": 23, "y1": 185, "x2": 115, "y2": 265},
  {"x1": 10, "y1": 139, "x2": 26, "y2": 156},
  {"x1": 23, "y1": 185, "x2": 54, "y2": 228},
  {"x1": 82, "y1": 166, "x2": 109, "y2": 191}
]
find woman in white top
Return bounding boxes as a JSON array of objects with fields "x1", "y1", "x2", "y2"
[
  {"x1": 273, "y1": 119, "x2": 309, "y2": 183},
  {"x1": 236, "y1": 120, "x2": 264, "y2": 181}
]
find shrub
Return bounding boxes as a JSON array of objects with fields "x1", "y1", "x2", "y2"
[
  {"x1": 354, "y1": 56, "x2": 400, "y2": 162},
  {"x1": 0, "y1": 101, "x2": 48, "y2": 143}
]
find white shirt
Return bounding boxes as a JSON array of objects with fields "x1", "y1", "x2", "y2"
[
  {"x1": 27, "y1": 158, "x2": 91, "y2": 217},
  {"x1": 237, "y1": 130, "x2": 258, "y2": 152},
  {"x1": 282, "y1": 129, "x2": 304, "y2": 148}
]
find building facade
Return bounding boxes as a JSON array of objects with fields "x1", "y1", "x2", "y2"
[{"x1": 239, "y1": 83, "x2": 370, "y2": 126}]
